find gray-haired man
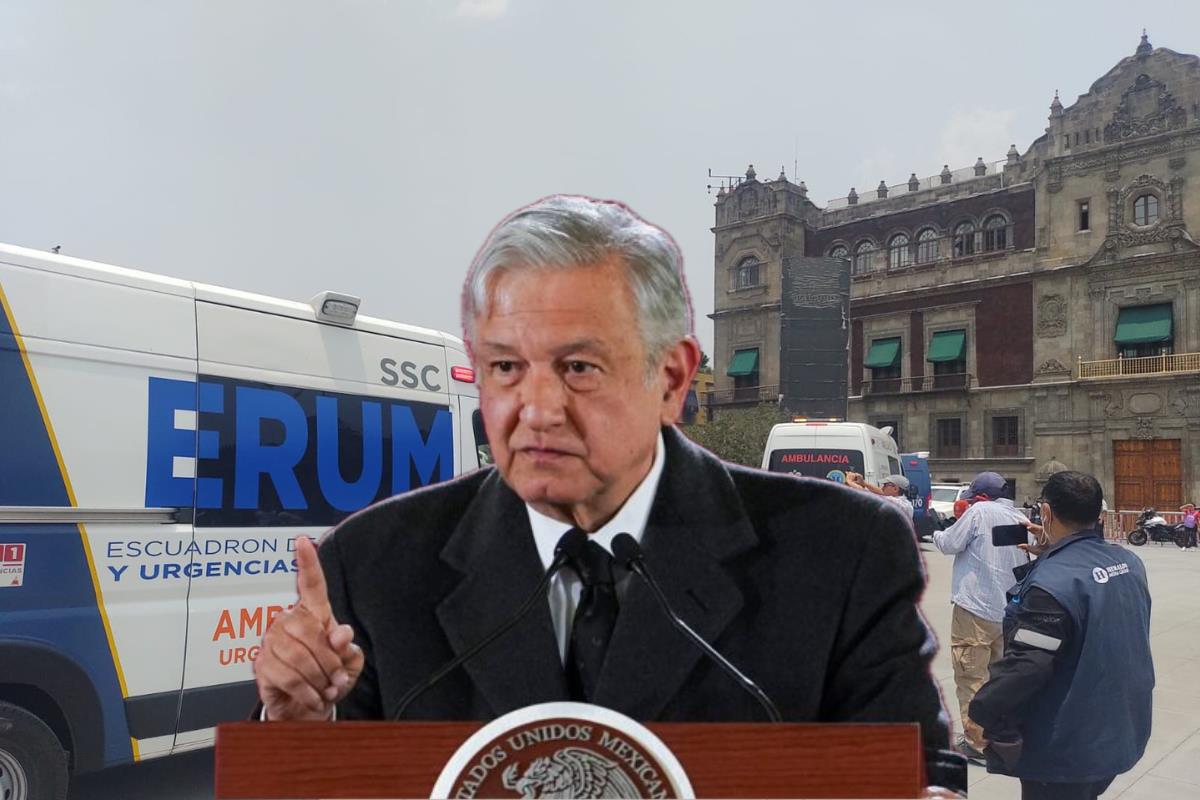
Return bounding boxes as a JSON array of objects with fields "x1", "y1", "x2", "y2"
[{"x1": 253, "y1": 195, "x2": 966, "y2": 795}]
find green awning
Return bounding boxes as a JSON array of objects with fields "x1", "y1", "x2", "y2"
[
  {"x1": 1115, "y1": 304, "x2": 1173, "y2": 345},
  {"x1": 927, "y1": 330, "x2": 966, "y2": 362},
  {"x1": 864, "y1": 338, "x2": 901, "y2": 369},
  {"x1": 727, "y1": 349, "x2": 759, "y2": 377}
]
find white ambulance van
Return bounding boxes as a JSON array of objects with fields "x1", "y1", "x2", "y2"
[
  {"x1": 0, "y1": 243, "x2": 485, "y2": 798},
  {"x1": 761, "y1": 421, "x2": 901, "y2": 486}
]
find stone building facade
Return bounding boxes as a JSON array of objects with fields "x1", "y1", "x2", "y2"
[{"x1": 710, "y1": 35, "x2": 1200, "y2": 508}]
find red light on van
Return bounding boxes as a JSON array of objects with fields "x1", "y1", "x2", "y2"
[
  {"x1": 805, "y1": 422, "x2": 828, "y2": 426},
  {"x1": 450, "y1": 366, "x2": 475, "y2": 383}
]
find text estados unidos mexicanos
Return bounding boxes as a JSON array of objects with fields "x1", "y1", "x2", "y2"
[
  {"x1": 104, "y1": 536, "x2": 297, "y2": 582},
  {"x1": 453, "y1": 726, "x2": 668, "y2": 800},
  {"x1": 777, "y1": 453, "x2": 851, "y2": 464}
]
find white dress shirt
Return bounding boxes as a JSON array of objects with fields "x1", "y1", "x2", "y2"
[
  {"x1": 526, "y1": 432, "x2": 666, "y2": 663},
  {"x1": 880, "y1": 493, "x2": 914, "y2": 515},
  {"x1": 267, "y1": 433, "x2": 666, "y2": 720}
]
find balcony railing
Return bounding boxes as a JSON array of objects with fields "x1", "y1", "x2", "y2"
[
  {"x1": 860, "y1": 374, "x2": 973, "y2": 395},
  {"x1": 1078, "y1": 352, "x2": 1200, "y2": 379},
  {"x1": 705, "y1": 384, "x2": 781, "y2": 407},
  {"x1": 825, "y1": 160, "x2": 1008, "y2": 210},
  {"x1": 925, "y1": 445, "x2": 1033, "y2": 460}
]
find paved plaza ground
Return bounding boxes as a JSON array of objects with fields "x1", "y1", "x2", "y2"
[{"x1": 918, "y1": 539, "x2": 1200, "y2": 799}]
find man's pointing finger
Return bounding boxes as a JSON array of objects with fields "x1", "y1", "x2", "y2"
[{"x1": 294, "y1": 536, "x2": 332, "y2": 621}]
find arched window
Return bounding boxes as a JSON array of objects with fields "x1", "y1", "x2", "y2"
[
  {"x1": 983, "y1": 215, "x2": 1008, "y2": 252},
  {"x1": 916, "y1": 228, "x2": 939, "y2": 263},
  {"x1": 733, "y1": 256, "x2": 761, "y2": 289},
  {"x1": 1133, "y1": 194, "x2": 1159, "y2": 226},
  {"x1": 888, "y1": 233, "x2": 912, "y2": 269},
  {"x1": 852, "y1": 241, "x2": 876, "y2": 275},
  {"x1": 828, "y1": 245, "x2": 848, "y2": 261},
  {"x1": 953, "y1": 222, "x2": 975, "y2": 258}
]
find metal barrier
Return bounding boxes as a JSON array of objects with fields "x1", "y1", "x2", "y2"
[{"x1": 1101, "y1": 510, "x2": 1186, "y2": 542}]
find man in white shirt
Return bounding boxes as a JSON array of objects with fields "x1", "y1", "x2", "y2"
[
  {"x1": 932, "y1": 471, "x2": 1030, "y2": 762},
  {"x1": 251, "y1": 195, "x2": 966, "y2": 795},
  {"x1": 846, "y1": 472, "x2": 915, "y2": 519}
]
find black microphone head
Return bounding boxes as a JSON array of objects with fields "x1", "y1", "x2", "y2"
[
  {"x1": 610, "y1": 532, "x2": 643, "y2": 569},
  {"x1": 555, "y1": 527, "x2": 588, "y2": 561}
]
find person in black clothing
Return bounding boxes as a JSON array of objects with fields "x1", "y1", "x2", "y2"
[{"x1": 970, "y1": 471, "x2": 1153, "y2": 800}]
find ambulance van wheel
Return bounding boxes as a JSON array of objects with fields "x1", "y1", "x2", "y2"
[{"x1": 0, "y1": 702, "x2": 68, "y2": 800}]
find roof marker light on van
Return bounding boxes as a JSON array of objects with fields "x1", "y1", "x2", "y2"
[
  {"x1": 310, "y1": 291, "x2": 361, "y2": 326},
  {"x1": 450, "y1": 366, "x2": 476, "y2": 383},
  {"x1": 792, "y1": 417, "x2": 807, "y2": 422}
]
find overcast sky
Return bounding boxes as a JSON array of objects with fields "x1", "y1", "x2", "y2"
[{"x1": 2, "y1": 1, "x2": 1197, "y2": 356}]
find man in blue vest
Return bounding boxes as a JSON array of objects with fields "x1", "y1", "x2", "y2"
[{"x1": 970, "y1": 470, "x2": 1153, "y2": 800}]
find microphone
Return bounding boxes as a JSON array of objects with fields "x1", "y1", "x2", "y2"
[
  {"x1": 611, "y1": 532, "x2": 783, "y2": 723},
  {"x1": 389, "y1": 527, "x2": 588, "y2": 720}
]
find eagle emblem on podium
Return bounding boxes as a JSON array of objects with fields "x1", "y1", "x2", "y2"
[{"x1": 501, "y1": 747, "x2": 643, "y2": 799}]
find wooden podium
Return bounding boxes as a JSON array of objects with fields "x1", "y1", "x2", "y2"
[{"x1": 214, "y1": 721, "x2": 925, "y2": 798}]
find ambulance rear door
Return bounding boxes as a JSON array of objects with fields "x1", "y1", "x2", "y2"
[{"x1": 175, "y1": 290, "x2": 455, "y2": 750}]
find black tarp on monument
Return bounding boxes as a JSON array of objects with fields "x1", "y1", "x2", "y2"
[{"x1": 780, "y1": 256, "x2": 850, "y2": 420}]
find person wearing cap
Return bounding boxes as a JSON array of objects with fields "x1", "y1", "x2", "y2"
[
  {"x1": 845, "y1": 472, "x2": 915, "y2": 517},
  {"x1": 931, "y1": 471, "x2": 1031, "y2": 762},
  {"x1": 970, "y1": 471, "x2": 1151, "y2": 800}
]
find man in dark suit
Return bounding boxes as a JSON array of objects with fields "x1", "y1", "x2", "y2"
[{"x1": 253, "y1": 195, "x2": 965, "y2": 795}]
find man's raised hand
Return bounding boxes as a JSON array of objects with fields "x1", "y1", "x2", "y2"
[{"x1": 253, "y1": 535, "x2": 364, "y2": 721}]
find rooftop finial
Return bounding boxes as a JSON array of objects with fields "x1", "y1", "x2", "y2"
[
  {"x1": 745, "y1": 164, "x2": 757, "y2": 181},
  {"x1": 1137, "y1": 29, "x2": 1152, "y2": 56},
  {"x1": 778, "y1": 165, "x2": 787, "y2": 182},
  {"x1": 1050, "y1": 90, "x2": 1063, "y2": 115}
]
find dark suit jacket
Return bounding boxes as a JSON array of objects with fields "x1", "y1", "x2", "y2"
[{"x1": 319, "y1": 426, "x2": 965, "y2": 791}]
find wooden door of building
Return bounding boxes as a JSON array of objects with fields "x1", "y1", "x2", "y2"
[{"x1": 1113, "y1": 439, "x2": 1182, "y2": 511}]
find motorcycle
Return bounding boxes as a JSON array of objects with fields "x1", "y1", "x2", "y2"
[{"x1": 1128, "y1": 508, "x2": 1189, "y2": 548}]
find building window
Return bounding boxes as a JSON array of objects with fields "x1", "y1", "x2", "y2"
[
  {"x1": 864, "y1": 337, "x2": 902, "y2": 385},
  {"x1": 927, "y1": 328, "x2": 967, "y2": 388},
  {"x1": 916, "y1": 228, "x2": 939, "y2": 263},
  {"x1": 733, "y1": 257, "x2": 762, "y2": 289},
  {"x1": 953, "y1": 222, "x2": 975, "y2": 257},
  {"x1": 828, "y1": 245, "x2": 848, "y2": 261},
  {"x1": 982, "y1": 215, "x2": 1008, "y2": 252},
  {"x1": 1114, "y1": 303, "x2": 1173, "y2": 359},
  {"x1": 1133, "y1": 193, "x2": 1159, "y2": 227},
  {"x1": 991, "y1": 416, "x2": 1020, "y2": 457},
  {"x1": 852, "y1": 241, "x2": 876, "y2": 275},
  {"x1": 936, "y1": 418, "x2": 963, "y2": 459},
  {"x1": 874, "y1": 419, "x2": 901, "y2": 450},
  {"x1": 727, "y1": 348, "x2": 760, "y2": 401},
  {"x1": 888, "y1": 234, "x2": 912, "y2": 269},
  {"x1": 1078, "y1": 200, "x2": 1090, "y2": 231}
]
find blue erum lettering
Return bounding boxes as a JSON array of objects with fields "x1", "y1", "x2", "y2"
[
  {"x1": 392, "y1": 407, "x2": 453, "y2": 492},
  {"x1": 234, "y1": 386, "x2": 308, "y2": 509},
  {"x1": 316, "y1": 395, "x2": 383, "y2": 511},
  {"x1": 144, "y1": 377, "x2": 196, "y2": 508},
  {"x1": 145, "y1": 377, "x2": 223, "y2": 508}
]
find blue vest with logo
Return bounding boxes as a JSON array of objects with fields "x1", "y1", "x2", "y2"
[{"x1": 1004, "y1": 531, "x2": 1153, "y2": 782}]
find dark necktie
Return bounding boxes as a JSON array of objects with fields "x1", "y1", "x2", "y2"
[{"x1": 565, "y1": 539, "x2": 619, "y2": 702}]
